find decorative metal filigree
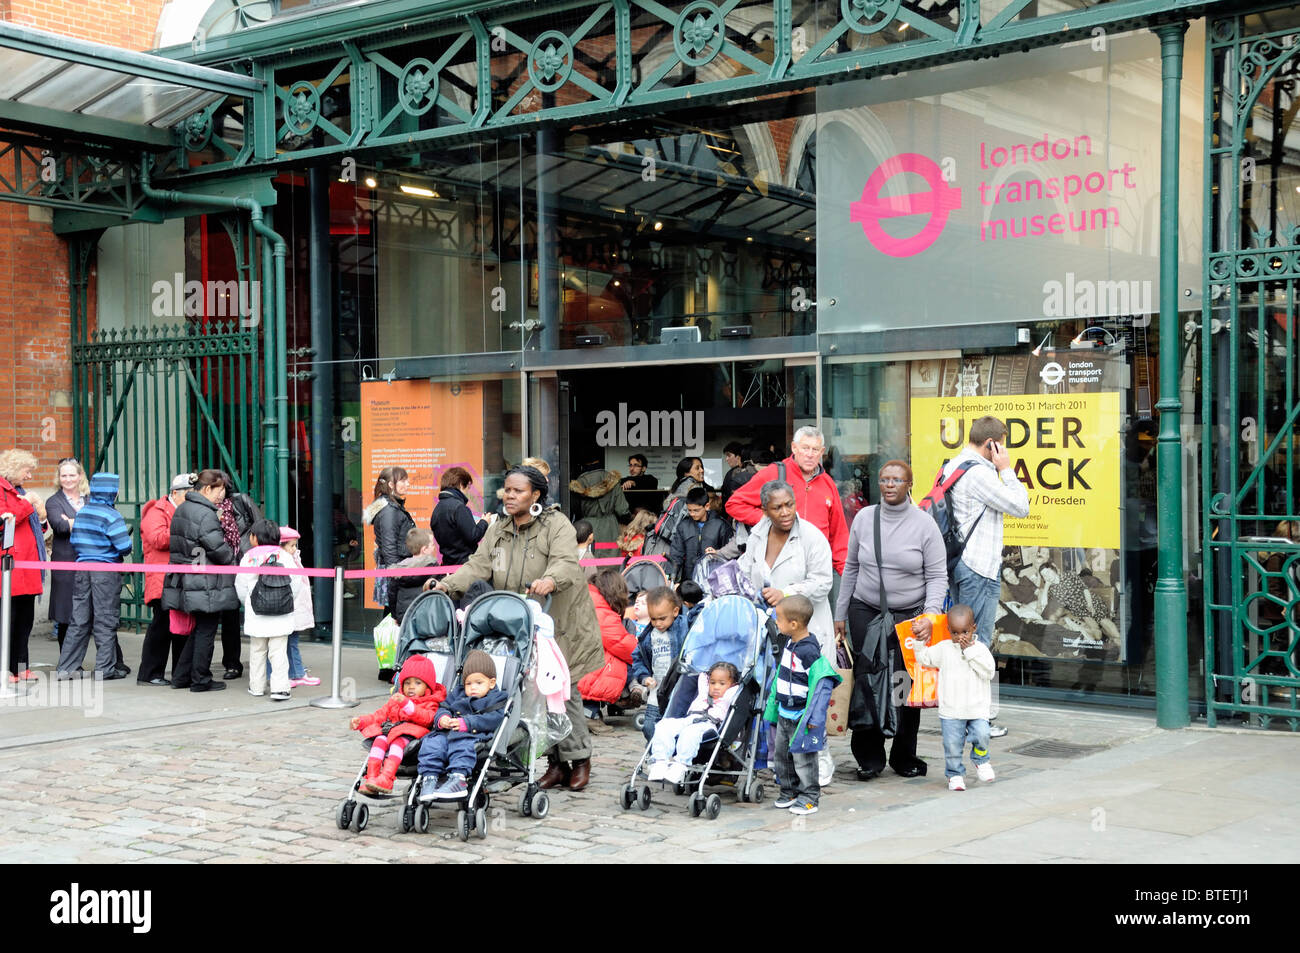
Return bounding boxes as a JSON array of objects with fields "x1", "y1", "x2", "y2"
[
  {"x1": 674, "y1": 3, "x2": 725, "y2": 68},
  {"x1": 528, "y1": 30, "x2": 575, "y2": 92},
  {"x1": 282, "y1": 80, "x2": 321, "y2": 136},
  {"x1": 841, "y1": 0, "x2": 902, "y2": 35},
  {"x1": 399, "y1": 58, "x2": 439, "y2": 116}
]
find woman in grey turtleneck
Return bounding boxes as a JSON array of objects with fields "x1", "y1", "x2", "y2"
[{"x1": 833, "y1": 460, "x2": 947, "y2": 781}]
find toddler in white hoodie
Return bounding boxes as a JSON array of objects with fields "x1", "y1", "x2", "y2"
[
  {"x1": 913, "y1": 604, "x2": 997, "y2": 791},
  {"x1": 647, "y1": 661, "x2": 742, "y2": 784}
]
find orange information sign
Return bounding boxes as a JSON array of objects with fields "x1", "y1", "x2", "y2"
[
  {"x1": 895, "y1": 613, "x2": 951, "y2": 708},
  {"x1": 360, "y1": 380, "x2": 486, "y2": 609}
]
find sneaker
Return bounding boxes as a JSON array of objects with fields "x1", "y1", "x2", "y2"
[
  {"x1": 433, "y1": 773, "x2": 468, "y2": 799},
  {"x1": 818, "y1": 750, "x2": 834, "y2": 787},
  {"x1": 976, "y1": 762, "x2": 995, "y2": 783},
  {"x1": 270, "y1": 691, "x2": 291, "y2": 702},
  {"x1": 664, "y1": 761, "x2": 688, "y2": 785},
  {"x1": 789, "y1": 802, "x2": 819, "y2": 816},
  {"x1": 646, "y1": 761, "x2": 668, "y2": 782},
  {"x1": 773, "y1": 796, "x2": 797, "y2": 809},
  {"x1": 290, "y1": 676, "x2": 321, "y2": 687},
  {"x1": 989, "y1": 723, "x2": 1008, "y2": 738},
  {"x1": 416, "y1": 775, "x2": 440, "y2": 804},
  {"x1": 948, "y1": 775, "x2": 966, "y2": 791},
  {"x1": 247, "y1": 687, "x2": 265, "y2": 697}
]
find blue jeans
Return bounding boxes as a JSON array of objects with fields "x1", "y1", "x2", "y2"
[
  {"x1": 940, "y1": 717, "x2": 990, "y2": 778},
  {"x1": 417, "y1": 731, "x2": 477, "y2": 778},
  {"x1": 642, "y1": 704, "x2": 660, "y2": 742},
  {"x1": 267, "y1": 632, "x2": 305, "y2": 680},
  {"x1": 951, "y1": 561, "x2": 1001, "y2": 648}
]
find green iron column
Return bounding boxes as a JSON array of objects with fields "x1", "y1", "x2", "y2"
[{"x1": 1153, "y1": 21, "x2": 1190, "y2": 729}]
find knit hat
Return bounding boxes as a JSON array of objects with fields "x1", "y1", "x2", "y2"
[
  {"x1": 170, "y1": 472, "x2": 196, "y2": 493},
  {"x1": 461, "y1": 649, "x2": 498, "y2": 683},
  {"x1": 398, "y1": 654, "x2": 439, "y2": 692}
]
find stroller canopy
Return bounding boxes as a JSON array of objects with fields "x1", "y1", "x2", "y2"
[
  {"x1": 681, "y1": 595, "x2": 769, "y2": 685},
  {"x1": 623, "y1": 558, "x2": 669, "y2": 595},
  {"x1": 397, "y1": 590, "x2": 457, "y2": 658},
  {"x1": 458, "y1": 590, "x2": 535, "y2": 664}
]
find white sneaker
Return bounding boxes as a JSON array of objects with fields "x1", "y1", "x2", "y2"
[
  {"x1": 989, "y1": 723, "x2": 1008, "y2": 738},
  {"x1": 247, "y1": 687, "x2": 265, "y2": 697},
  {"x1": 948, "y1": 775, "x2": 966, "y2": 791},
  {"x1": 976, "y1": 762, "x2": 995, "y2": 783},
  {"x1": 774, "y1": 796, "x2": 797, "y2": 809},
  {"x1": 664, "y1": 761, "x2": 689, "y2": 785},
  {"x1": 647, "y1": 761, "x2": 668, "y2": 781},
  {"x1": 817, "y1": 750, "x2": 834, "y2": 787}
]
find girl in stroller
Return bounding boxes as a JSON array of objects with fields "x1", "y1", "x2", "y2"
[
  {"x1": 351, "y1": 654, "x2": 447, "y2": 793},
  {"x1": 647, "y1": 661, "x2": 742, "y2": 783}
]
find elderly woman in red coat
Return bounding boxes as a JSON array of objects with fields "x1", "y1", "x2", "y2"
[
  {"x1": 0, "y1": 449, "x2": 47, "y2": 682},
  {"x1": 578, "y1": 569, "x2": 639, "y2": 721}
]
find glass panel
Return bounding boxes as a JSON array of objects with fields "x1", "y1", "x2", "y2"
[
  {"x1": 17, "y1": 63, "x2": 115, "y2": 109},
  {"x1": 0, "y1": 49, "x2": 70, "y2": 99},
  {"x1": 81, "y1": 78, "x2": 220, "y2": 125},
  {"x1": 816, "y1": 25, "x2": 1205, "y2": 331}
]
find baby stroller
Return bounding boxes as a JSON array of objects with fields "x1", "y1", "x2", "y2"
[
  {"x1": 623, "y1": 556, "x2": 670, "y2": 596},
  {"x1": 336, "y1": 589, "x2": 458, "y2": 834},
  {"x1": 620, "y1": 594, "x2": 771, "y2": 819},
  {"x1": 414, "y1": 589, "x2": 555, "y2": 841}
]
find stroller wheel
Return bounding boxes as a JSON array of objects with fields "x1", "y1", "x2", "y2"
[
  {"x1": 474, "y1": 807, "x2": 488, "y2": 839},
  {"x1": 456, "y1": 809, "x2": 471, "y2": 842},
  {"x1": 687, "y1": 792, "x2": 703, "y2": 818},
  {"x1": 704, "y1": 793, "x2": 722, "y2": 820},
  {"x1": 748, "y1": 782, "x2": 765, "y2": 804},
  {"x1": 530, "y1": 790, "x2": 550, "y2": 819},
  {"x1": 620, "y1": 785, "x2": 636, "y2": 811},
  {"x1": 414, "y1": 803, "x2": 430, "y2": 833},
  {"x1": 352, "y1": 802, "x2": 370, "y2": 833},
  {"x1": 400, "y1": 804, "x2": 414, "y2": 833},
  {"x1": 637, "y1": 785, "x2": 652, "y2": 812},
  {"x1": 633, "y1": 712, "x2": 646, "y2": 731},
  {"x1": 519, "y1": 787, "x2": 533, "y2": 817},
  {"x1": 672, "y1": 781, "x2": 687, "y2": 797},
  {"x1": 335, "y1": 799, "x2": 355, "y2": 830}
]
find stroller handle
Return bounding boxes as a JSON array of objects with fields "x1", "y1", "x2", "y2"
[{"x1": 523, "y1": 582, "x2": 553, "y2": 614}]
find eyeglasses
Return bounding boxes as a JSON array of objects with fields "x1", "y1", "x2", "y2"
[{"x1": 879, "y1": 478, "x2": 908, "y2": 486}]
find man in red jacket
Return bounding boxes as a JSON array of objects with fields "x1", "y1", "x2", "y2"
[{"x1": 725, "y1": 426, "x2": 848, "y2": 575}]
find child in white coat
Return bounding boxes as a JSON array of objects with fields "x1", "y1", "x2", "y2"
[
  {"x1": 236, "y1": 520, "x2": 308, "y2": 701},
  {"x1": 647, "y1": 661, "x2": 742, "y2": 783},
  {"x1": 277, "y1": 526, "x2": 320, "y2": 687},
  {"x1": 913, "y1": 603, "x2": 997, "y2": 791}
]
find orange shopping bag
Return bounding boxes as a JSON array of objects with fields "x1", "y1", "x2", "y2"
[{"x1": 895, "y1": 613, "x2": 950, "y2": 708}]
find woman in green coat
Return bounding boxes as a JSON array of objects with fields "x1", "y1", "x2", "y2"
[{"x1": 434, "y1": 465, "x2": 603, "y2": 791}]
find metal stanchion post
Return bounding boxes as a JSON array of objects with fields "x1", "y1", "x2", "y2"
[
  {"x1": 311, "y1": 565, "x2": 358, "y2": 709},
  {"x1": 0, "y1": 551, "x2": 21, "y2": 699}
]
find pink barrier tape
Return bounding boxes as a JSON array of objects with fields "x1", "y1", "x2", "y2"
[{"x1": 13, "y1": 553, "x2": 664, "y2": 580}]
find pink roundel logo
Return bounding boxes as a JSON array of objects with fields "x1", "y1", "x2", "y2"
[{"x1": 849, "y1": 153, "x2": 962, "y2": 258}]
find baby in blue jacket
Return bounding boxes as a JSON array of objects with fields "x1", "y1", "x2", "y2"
[{"x1": 417, "y1": 649, "x2": 509, "y2": 801}]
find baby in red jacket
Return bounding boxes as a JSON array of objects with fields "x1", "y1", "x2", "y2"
[{"x1": 351, "y1": 654, "x2": 446, "y2": 793}]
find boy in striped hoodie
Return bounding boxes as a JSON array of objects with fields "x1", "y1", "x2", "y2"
[
  {"x1": 56, "y1": 472, "x2": 133, "y2": 679},
  {"x1": 763, "y1": 594, "x2": 840, "y2": 816}
]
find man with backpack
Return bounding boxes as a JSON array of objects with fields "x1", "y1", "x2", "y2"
[
  {"x1": 941, "y1": 415, "x2": 1030, "y2": 737},
  {"x1": 725, "y1": 426, "x2": 849, "y2": 574}
]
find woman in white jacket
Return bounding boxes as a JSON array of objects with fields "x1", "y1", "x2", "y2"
[{"x1": 235, "y1": 520, "x2": 308, "y2": 701}]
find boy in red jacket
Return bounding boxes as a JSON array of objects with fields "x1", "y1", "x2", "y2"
[{"x1": 351, "y1": 654, "x2": 446, "y2": 793}]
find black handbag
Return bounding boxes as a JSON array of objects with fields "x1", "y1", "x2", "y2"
[{"x1": 847, "y1": 506, "x2": 899, "y2": 737}]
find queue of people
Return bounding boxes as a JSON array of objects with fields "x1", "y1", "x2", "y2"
[{"x1": 1, "y1": 413, "x2": 1028, "y2": 804}]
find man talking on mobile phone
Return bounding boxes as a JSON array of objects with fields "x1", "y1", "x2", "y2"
[{"x1": 943, "y1": 415, "x2": 1030, "y2": 738}]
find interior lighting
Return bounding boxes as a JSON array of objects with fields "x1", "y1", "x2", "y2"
[
  {"x1": 400, "y1": 183, "x2": 439, "y2": 198},
  {"x1": 653, "y1": 220, "x2": 663, "y2": 231},
  {"x1": 364, "y1": 176, "x2": 378, "y2": 188},
  {"x1": 745, "y1": 236, "x2": 754, "y2": 242}
]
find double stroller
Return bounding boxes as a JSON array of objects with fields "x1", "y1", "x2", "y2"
[
  {"x1": 335, "y1": 589, "x2": 556, "y2": 840},
  {"x1": 620, "y1": 594, "x2": 772, "y2": 819}
]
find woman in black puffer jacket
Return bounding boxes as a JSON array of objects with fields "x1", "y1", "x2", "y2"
[
  {"x1": 163, "y1": 469, "x2": 237, "y2": 693},
  {"x1": 430, "y1": 466, "x2": 490, "y2": 567},
  {"x1": 364, "y1": 466, "x2": 415, "y2": 612}
]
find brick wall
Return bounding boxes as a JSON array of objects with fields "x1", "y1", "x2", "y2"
[{"x1": 0, "y1": 1, "x2": 166, "y2": 474}]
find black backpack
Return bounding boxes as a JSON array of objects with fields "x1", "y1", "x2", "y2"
[
  {"x1": 250, "y1": 554, "x2": 294, "y2": 616},
  {"x1": 642, "y1": 496, "x2": 689, "y2": 557},
  {"x1": 917, "y1": 461, "x2": 985, "y2": 577}
]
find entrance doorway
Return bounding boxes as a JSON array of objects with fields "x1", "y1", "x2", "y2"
[{"x1": 554, "y1": 358, "x2": 815, "y2": 517}]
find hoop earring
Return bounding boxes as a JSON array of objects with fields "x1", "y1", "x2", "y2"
[{"x1": 529, "y1": 502, "x2": 543, "y2": 517}]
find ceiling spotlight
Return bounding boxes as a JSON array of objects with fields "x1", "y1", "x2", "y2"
[
  {"x1": 400, "y1": 183, "x2": 439, "y2": 198},
  {"x1": 805, "y1": 235, "x2": 812, "y2": 242},
  {"x1": 653, "y1": 221, "x2": 663, "y2": 231},
  {"x1": 613, "y1": 279, "x2": 621, "y2": 287},
  {"x1": 745, "y1": 236, "x2": 754, "y2": 242},
  {"x1": 364, "y1": 175, "x2": 378, "y2": 188}
]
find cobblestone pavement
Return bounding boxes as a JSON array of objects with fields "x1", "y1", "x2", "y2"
[{"x1": 3, "y1": 632, "x2": 1297, "y2": 863}]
